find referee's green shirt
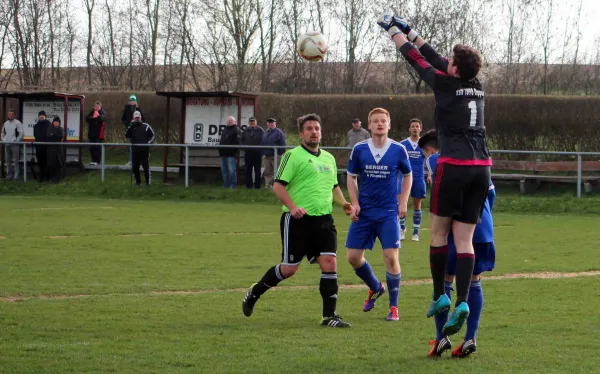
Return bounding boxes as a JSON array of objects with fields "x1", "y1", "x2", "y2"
[{"x1": 275, "y1": 145, "x2": 338, "y2": 216}]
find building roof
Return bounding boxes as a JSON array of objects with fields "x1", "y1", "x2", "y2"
[{"x1": 0, "y1": 92, "x2": 85, "y2": 100}]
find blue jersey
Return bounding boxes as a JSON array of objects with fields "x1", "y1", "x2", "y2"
[
  {"x1": 401, "y1": 138, "x2": 426, "y2": 178},
  {"x1": 348, "y1": 139, "x2": 412, "y2": 216},
  {"x1": 427, "y1": 153, "x2": 494, "y2": 243}
]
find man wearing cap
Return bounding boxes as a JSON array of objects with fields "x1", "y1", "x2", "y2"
[
  {"x1": 241, "y1": 117, "x2": 265, "y2": 189},
  {"x1": 260, "y1": 118, "x2": 286, "y2": 188},
  {"x1": 46, "y1": 116, "x2": 65, "y2": 183},
  {"x1": 121, "y1": 94, "x2": 145, "y2": 166},
  {"x1": 34, "y1": 110, "x2": 52, "y2": 182},
  {"x1": 347, "y1": 118, "x2": 370, "y2": 148},
  {"x1": 125, "y1": 111, "x2": 155, "y2": 186}
]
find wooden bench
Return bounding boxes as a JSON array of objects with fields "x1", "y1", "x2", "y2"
[{"x1": 492, "y1": 160, "x2": 600, "y2": 193}]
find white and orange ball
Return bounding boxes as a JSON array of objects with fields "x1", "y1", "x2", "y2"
[{"x1": 296, "y1": 31, "x2": 329, "y2": 61}]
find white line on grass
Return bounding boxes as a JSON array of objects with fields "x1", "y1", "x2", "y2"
[
  {"x1": 1, "y1": 271, "x2": 598, "y2": 302},
  {"x1": 7, "y1": 225, "x2": 517, "y2": 240},
  {"x1": 15, "y1": 207, "x2": 115, "y2": 211},
  {"x1": 40, "y1": 232, "x2": 279, "y2": 239}
]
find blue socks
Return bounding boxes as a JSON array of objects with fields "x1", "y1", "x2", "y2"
[
  {"x1": 435, "y1": 281, "x2": 454, "y2": 340},
  {"x1": 413, "y1": 210, "x2": 422, "y2": 236},
  {"x1": 464, "y1": 280, "x2": 484, "y2": 341},
  {"x1": 354, "y1": 261, "x2": 380, "y2": 293},
  {"x1": 386, "y1": 272, "x2": 401, "y2": 308},
  {"x1": 399, "y1": 216, "x2": 407, "y2": 231}
]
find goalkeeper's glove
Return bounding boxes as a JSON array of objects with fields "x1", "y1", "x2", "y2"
[{"x1": 377, "y1": 14, "x2": 402, "y2": 38}]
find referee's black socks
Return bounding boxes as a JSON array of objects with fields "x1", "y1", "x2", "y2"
[
  {"x1": 252, "y1": 264, "x2": 286, "y2": 297},
  {"x1": 320, "y1": 272, "x2": 338, "y2": 317},
  {"x1": 430, "y1": 245, "x2": 449, "y2": 300}
]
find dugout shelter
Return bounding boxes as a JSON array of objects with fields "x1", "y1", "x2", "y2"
[
  {"x1": 156, "y1": 91, "x2": 257, "y2": 183},
  {"x1": 0, "y1": 92, "x2": 85, "y2": 176}
]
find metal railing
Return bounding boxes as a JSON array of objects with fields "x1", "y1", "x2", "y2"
[{"x1": 1, "y1": 142, "x2": 598, "y2": 197}]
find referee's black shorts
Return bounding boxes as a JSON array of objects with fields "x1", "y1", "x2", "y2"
[
  {"x1": 430, "y1": 164, "x2": 490, "y2": 224},
  {"x1": 280, "y1": 213, "x2": 337, "y2": 266}
]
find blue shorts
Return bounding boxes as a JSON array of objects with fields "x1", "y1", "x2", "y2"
[
  {"x1": 345, "y1": 215, "x2": 400, "y2": 250},
  {"x1": 446, "y1": 241, "x2": 496, "y2": 275},
  {"x1": 410, "y1": 177, "x2": 427, "y2": 199}
]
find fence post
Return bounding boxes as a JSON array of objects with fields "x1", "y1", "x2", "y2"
[
  {"x1": 185, "y1": 146, "x2": 189, "y2": 188},
  {"x1": 101, "y1": 144, "x2": 105, "y2": 183},
  {"x1": 577, "y1": 154, "x2": 582, "y2": 198},
  {"x1": 23, "y1": 143, "x2": 27, "y2": 182},
  {"x1": 274, "y1": 148, "x2": 278, "y2": 174}
]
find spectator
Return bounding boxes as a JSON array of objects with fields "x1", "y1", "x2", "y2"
[
  {"x1": 34, "y1": 110, "x2": 51, "y2": 182},
  {"x1": 121, "y1": 94, "x2": 145, "y2": 166},
  {"x1": 218, "y1": 115, "x2": 242, "y2": 189},
  {"x1": 261, "y1": 118, "x2": 286, "y2": 188},
  {"x1": 46, "y1": 116, "x2": 65, "y2": 183},
  {"x1": 241, "y1": 116, "x2": 265, "y2": 189},
  {"x1": 125, "y1": 111, "x2": 155, "y2": 187},
  {"x1": 85, "y1": 101, "x2": 106, "y2": 165},
  {"x1": 1, "y1": 109, "x2": 24, "y2": 180},
  {"x1": 347, "y1": 117, "x2": 370, "y2": 148}
]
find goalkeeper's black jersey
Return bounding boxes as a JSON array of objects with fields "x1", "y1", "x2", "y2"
[{"x1": 399, "y1": 43, "x2": 491, "y2": 166}]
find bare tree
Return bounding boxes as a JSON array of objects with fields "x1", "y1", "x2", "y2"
[
  {"x1": 83, "y1": 0, "x2": 95, "y2": 85},
  {"x1": 534, "y1": 0, "x2": 555, "y2": 95},
  {"x1": 145, "y1": 0, "x2": 161, "y2": 90},
  {"x1": 256, "y1": 0, "x2": 282, "y2": 91}
]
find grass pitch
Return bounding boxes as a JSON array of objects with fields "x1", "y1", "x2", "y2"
[{"x1": 1, "y1": 196, "x2": 599, "y2": 373}]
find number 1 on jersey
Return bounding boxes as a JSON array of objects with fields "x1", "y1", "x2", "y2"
[{"x1": 468, "y1": 101, "x2": 477, "y2": 127}]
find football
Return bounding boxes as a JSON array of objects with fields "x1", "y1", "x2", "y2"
[{"x1": 296, "y1": 31, "x2": 329, "y2": 61}]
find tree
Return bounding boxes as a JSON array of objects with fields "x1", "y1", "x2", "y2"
[{"x1": 83, "y1": 0, "x2": 95, "y2": 85}]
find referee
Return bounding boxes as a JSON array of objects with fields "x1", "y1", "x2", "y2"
[{"x1": 242, "y1": 113, "x2": 354, "y2": 328}]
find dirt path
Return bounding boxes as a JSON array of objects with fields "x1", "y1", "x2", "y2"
[{"x1": 1, "y1": 270, "x2": 598, "y2": 303}]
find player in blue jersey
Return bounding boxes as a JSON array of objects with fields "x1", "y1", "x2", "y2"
[
  {"x1": 346, "y1": 107, "x2": 413, "y2": 321},
  {"x1": 399, "y1": 118, "x2": 427, "y2": 242},
  {"x1": 419, "y1": 129, "x2": 496, "y2": 358}
]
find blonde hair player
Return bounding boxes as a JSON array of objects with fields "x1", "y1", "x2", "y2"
[{"x1": 345, "y1": 107, "x2": 413, "y2": 321}]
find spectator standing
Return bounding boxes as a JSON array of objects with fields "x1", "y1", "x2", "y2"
[
  {"x1": 347, "y1": 117, "x2": 370, "y2": 148},
  {"x1": 125, "y1": 111, "x2": 155, "y2": 186},
  {"x1": 261, "y1": 118, "x2": 286, "y2": 188},
  {"x1": 1, "y1": 109, "x2": 24, "y2": 180},
  {"x1": 46, "y1": 116, "x2": 65, "y2": 183},
  {"x1": 121, "y1": 94, "x2": 145, "y2": 166},
  {"x1": 34, "y1": 110, "x2": 52, "y2": 182},
  {"x1": 241, "y1": 117, "x2": 265, "y2": 189},
  {"x1": 85, "y1": 101, "x2": 106, "y2": 165},
  {"x1": 218, "y1": 116, "x2": 242, "y2": 189}
]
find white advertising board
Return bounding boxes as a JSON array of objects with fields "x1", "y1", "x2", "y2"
[
  {"x1": 22, "y1": 100, "x2": 81, "y2": 142},
  {"x1": 184, "y1": 97, "x2": 255, "y2": 144}
]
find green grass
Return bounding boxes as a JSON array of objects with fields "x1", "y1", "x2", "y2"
[
  {"x1": 1, "y1": 197, "x2": 599, "y2": 373},
  {"x1": 98, "y1": 145, "x2": 181, "y2": 166},
  {"x1": 2, "y1": 171, "x2": 600, "y2": 214}
]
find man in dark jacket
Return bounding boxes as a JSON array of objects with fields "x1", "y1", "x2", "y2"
[
  {"x1": 125, "y1": 111, "x2": 155, "y2": 186},
  {"x1": 46, "y1": 116, "x2": 65, "y2": 183},
  {"x1": 241, "y1": 117, "x2": 265, "y2": 189},
  {"x1": 34, "y1": 110, "x2": 51, "y2": 182},
  {"x1": 260, "y1": 118, "x2": 286, "y2": 188},
  {"x1": 85, "y1": 101, "x2": 106, "y2": 165},
  {"x1": 121, "y1": 94, "x2": 145, "y2": 166},
  {"x1": 218, "y1": 115, "x2": 242, "y2": 188}
]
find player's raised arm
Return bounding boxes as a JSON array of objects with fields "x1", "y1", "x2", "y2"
[
  {"x1": 377, "y1": 15, "x2": 444, "y2": 90},
  {"x1": 378, "y1": 15, "x2": 449, "y2": 72}
]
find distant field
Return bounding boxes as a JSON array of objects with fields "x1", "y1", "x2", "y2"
[{"x1": 1, "y1": 197, "x2": 599, "y2": 373}]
